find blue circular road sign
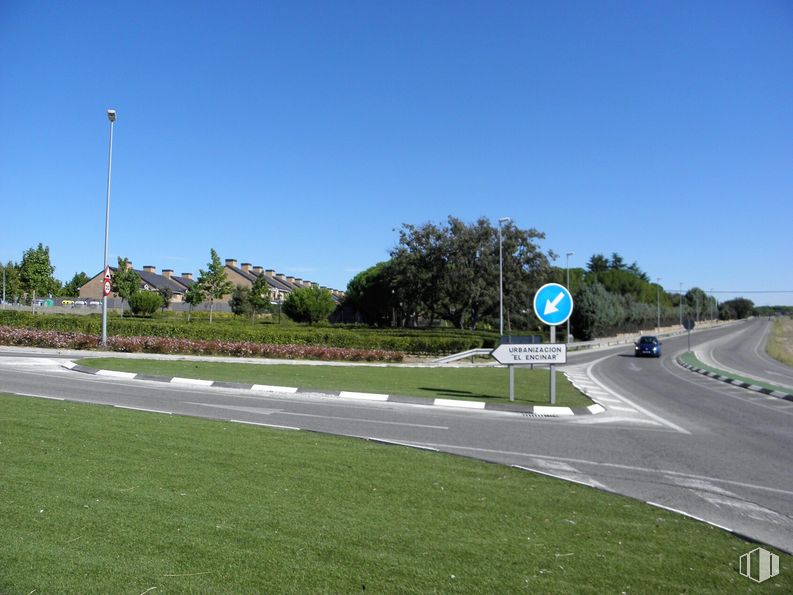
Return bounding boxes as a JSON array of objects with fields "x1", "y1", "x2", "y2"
[{"x1": 533, "y1": 283, "x2": 574, "y2": 326}]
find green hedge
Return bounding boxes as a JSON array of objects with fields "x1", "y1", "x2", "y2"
[{"x1": 0, "y1": 311, "x2": 497, "y2": 355}]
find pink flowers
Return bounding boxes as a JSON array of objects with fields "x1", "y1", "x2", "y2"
[{"x1": 0, "y1": 326, "x2": 403, "y2": 362}]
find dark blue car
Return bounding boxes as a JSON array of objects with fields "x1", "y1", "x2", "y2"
[{"x1": 634, "y1": 335, "x2": 662, "y2": 358}]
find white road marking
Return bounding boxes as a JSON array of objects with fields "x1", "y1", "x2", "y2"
[
  {"x1": 185, "y1": 402, "x2": 280, "y2": 415},
  {"x1": 96, "y1": 369, "x2": 138, "y2": 379},
  {"x1": 368, "y1": 438, "x2": 439, "y2": 452},
  {"x1": 251, "y1": 384, "x2": 298, "y2": 393},
  {"x1": 186, "y1": 402, "x2": 449, "y2": 429},
  {"x1": 645, "y1": 502, "x2": 733, "y2": 532},
  {"x1": 230, "y1": 420, "x2": 299, "y2": 430},
  {"x1": 670, "y1": 476, "x2": 793, "y2": 527},
  {"x1": 171, "y1": 377, "x2": 214, "y2": 386},
  {"x1": 569, "y1": 415, "x2": 662, "y2": 427},
  {"x1": 114, "y1": 405, "x2": 172, "y2": 415},
  {"x1": 14, "y1": 392, "x2": 64, "y2": 401},
  {"x1": 516, "y1": 459, "x2": 609, "y2": 490},
  {"x1": 585, "y1": 356, "x2": 691, "y2": 434},
  {"x1": 409, "y1": 441, "x2": 793, "y2": 498},
  {"x1": 340, "y1": 391, "x2": 390, "y2": 402},
  {"x1": 434, "y1": 398, "x2": 485, "y2": 409}
]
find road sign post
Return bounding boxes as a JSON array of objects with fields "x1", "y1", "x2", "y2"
[
  {"x1": 532, "y1": 283, "x2": 574, "y2": 405},
  {"x1": 102, "y1": 267, "x2": 112, "y2": 297},
  {"x1": 491, "y1": 336, "x2": 564, "y2": 402}
]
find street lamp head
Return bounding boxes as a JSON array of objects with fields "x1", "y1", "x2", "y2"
[
  {"x1": 498, "y1": 217, "x2": 511, "y2": 225},
  {"x1": 566, "y1": 251, "x2": 575, "y2": 257},
  {"x1": 107, "y1": 109, "x2": 116, "y2": 122}
]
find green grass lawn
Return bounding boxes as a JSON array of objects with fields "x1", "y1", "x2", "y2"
[
  {"x1": 77, "y1": 357, "x2": 592, "y2": 407},
  {"x1": 2, "y1": 395, "x2": 790, "y2": 593}
]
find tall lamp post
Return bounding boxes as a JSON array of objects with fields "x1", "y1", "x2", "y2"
[
  {"x1": 101, "y1": 108, "x2": 116, "y2": 346},
  {"x1": 656, "y1": 277, "x2": 662, "y2": 331},
  {"x1": 565, "y1": 251, "x2": 574, "y2": 343},
  {"x1": 679, "y1": 282, "x2": 683, "y2": 326},
  {"x1": 498, "y1": 217, "x2": 511, "y2": 336}
]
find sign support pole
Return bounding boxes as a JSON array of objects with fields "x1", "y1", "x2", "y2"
[
  {"x1": 509, "y1": 365, "x2": 515, "y2": 402},
  {"x1": 549, "y1": 325, "x2": 556, "y2": 404}
]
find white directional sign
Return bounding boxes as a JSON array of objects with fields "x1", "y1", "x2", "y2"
[
  {"x1": 491, "y1": 343, "x2": 567, "y2": 365},
  {"x1": 533, "y1": 283, "x2": 574, "y2": 326}
]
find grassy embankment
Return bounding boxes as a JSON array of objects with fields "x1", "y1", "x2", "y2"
[
  {"x1": 78, "y1": 357, "x2": 591, "y2": 407},
  {"x1": 2, "y1": 395, "x2": 790, "y2": 593},
  {"x1": 767, "y1": 317, "x2": 793, "y2": 368}
]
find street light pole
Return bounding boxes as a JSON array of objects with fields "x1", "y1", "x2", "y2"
[
  {"x1": 101, "y1": 108, "x2": 116, "y2": 346},
  {"x1": 498, "y1": 217, "x2": 511, "y2": 336},
  {"x1": 679, "y1": 282, "x2": 683, "y2": 326},
  {"x1": 565, "y1": 251, "x2": 574, "y2": 343},
  {"x1": 656, "y1": 277, "x2": 661, "y2": 331}
]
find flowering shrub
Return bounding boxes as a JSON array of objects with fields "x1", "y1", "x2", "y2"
[{"x1": 0, "y1": 326, "x2": 403, "y2": 362}]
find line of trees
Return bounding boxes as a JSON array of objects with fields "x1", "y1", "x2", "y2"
[
  {"x1": 1, "y1": 244, "x2": 91, "y2": 304},
  {"x1": 344, "y1": 229, "x2": 764, "y2": 339}
]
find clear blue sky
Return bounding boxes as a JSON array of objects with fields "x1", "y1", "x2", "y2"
[{"x1": 2, "y1": 1, "x2": 791, "y2": 305}]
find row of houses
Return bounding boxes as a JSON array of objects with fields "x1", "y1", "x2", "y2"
[{"x1": 79, "y1": 258, "x2": 345, "y2": 304}]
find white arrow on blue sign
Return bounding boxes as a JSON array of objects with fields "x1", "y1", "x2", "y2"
[{"x1": 533, "y1": 283, "x2": 574, "y2": 326}]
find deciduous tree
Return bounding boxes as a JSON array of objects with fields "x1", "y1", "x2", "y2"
[
  {"x1": 111, "y1": 257, "x2": 141, "y2": 318},
  {"x1": 19, "y1": 243, "x2": 57, "y2": 303},
  {"x1": 197, "y1": 248, "x2": 233, "y2": 323},
  {"x1": 129, "y1": 291, "x2": 163, "y2": 317},
  {"x1": 230, "y1": 286, "x2": 253, "y2": 318},
  {"x1": 62, "y1": 272, "x2": 90, "y2": 297},
  {"x1": 283, "y1": 286, "x2": 336, "y2": 325},
  {"x1": 158, "y1": 286, "x2": 173, "y2": 311},
  {"x1": 249, "y1": 274, "x2": 273, "y2": 320},
  {"x1": 183, "y1": 282, "x2": 205, "y2": 322},
  {"x1": 1, "y1": 261, "x2": 22, "y2": 303}
]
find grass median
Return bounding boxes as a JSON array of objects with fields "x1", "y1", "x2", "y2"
[
  {"x1": 679, "y1": 352, "x2": 792, "y2": 394},
  {"x1": 77, "y1": 357, "x2": 592, "y2": 408},
  {"x1": 3, "y1": 394, "x2": 790, "y2": 592}
]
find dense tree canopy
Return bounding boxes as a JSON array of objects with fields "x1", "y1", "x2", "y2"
[
  {"x1": 344, "y1": 262, "x2": 397, "y2": 326},
  {"x1": 128, "y1": 291, "x2": 163, "y2": 317},
  {"x1": 1, "y1": 261, "x2": 23, "y2": 303},
  {"x1": 62, "y1": 272, "x2": 90, "y2": 297},
  {"x1": 385, "y1": 216, "x2": 552, "y2": 330},
  {"x1": 283, "y1": 286, "x2": 336, "y2": 325},
  {"x1": 19, "y1": 243, "x2": 58, "y2": 301},
  {"x1": 111, "y1": 257, "x2": 141, "y2": 317},
  {"x1": 719, "y1": 297, "x2": 755, "y2": 320}
]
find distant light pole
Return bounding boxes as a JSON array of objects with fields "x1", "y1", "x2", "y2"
[
  {"x1": 710, "y1": 288, "x2": 714, "y2": 321},
  {"x1": 679, "y1": 282, "x2": 683, "y2": 326},
  {"x1": 101, "y1": 108, "x2": 116, "y2": 346},
  {"x1": 656, "y1": 277, "x2": 662, "y2": 331},
  {"x1": 498, "y1": 217, "x2": 511, "y2": 336},
  {"x1": 565, "y1": 251, "x2": 574, "y2": 342}
]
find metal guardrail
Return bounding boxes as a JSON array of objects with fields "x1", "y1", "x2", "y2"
[{"x1": 433, "y1": 348, "x2": 493, "y2": 364}]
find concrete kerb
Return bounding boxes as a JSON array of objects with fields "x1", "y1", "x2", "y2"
[
  {"x1": 60, "y1": 360, "x2": 605, "y2": 417},
  {"x1": 675, "y1": 355, "x2": 793, "y2": 402}
]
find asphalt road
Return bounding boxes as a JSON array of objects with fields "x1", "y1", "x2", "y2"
[
  {"x1": 1, "y1": 318, "x2": 792, "y2": 554},
  {"x1": 698, "y1": 318, "x2": 793, "y2": 389}
]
